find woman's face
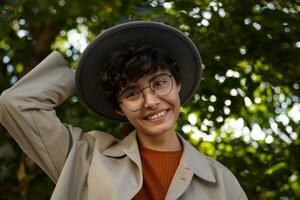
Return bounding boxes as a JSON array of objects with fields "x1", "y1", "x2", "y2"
[{"x1": 118, "y1": 69, "x2": 181, "y2": 138}]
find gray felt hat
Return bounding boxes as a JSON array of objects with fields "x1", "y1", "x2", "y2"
[{"x1": 75, "y1": 21, "x2": 202, "y2": 121}]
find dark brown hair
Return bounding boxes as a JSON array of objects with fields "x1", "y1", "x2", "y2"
[{"x1": 100, "y1": 43, "x2": 181, "y2": 110}]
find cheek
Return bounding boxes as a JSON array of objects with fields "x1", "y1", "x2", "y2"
[
  {"x1": 121, "y1": 110, "x2": 140, "y2": 125},
  {"x1": 168, "y1": 92, "x2": 181, "y2": 115},
  {"x1": 175, "y1": 97, "x2": 181, "y2": 115},
  {"x1": 173, "y1": 89, "x2": 181, "y2": 105}
]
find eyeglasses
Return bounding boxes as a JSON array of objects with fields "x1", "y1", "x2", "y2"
[{"x1": 118, "y1": 73, "x2": 173, "y2": 112}]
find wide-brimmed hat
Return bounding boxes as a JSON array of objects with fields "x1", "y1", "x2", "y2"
[{"x1": 75, "y1": 21, "x2": 202, "y2": 121}]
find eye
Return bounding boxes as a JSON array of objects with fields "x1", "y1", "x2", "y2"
[
  {"x1": 151, "y1": 77, "x2": 168, "y2": 89},
  {"x1": 123, "y1": 90, "x2": 141, "y2": 100}
]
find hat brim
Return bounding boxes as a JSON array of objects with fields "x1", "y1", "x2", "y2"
[{"x1": 75, "y1": 21, "x2": 202, "y2": 121}]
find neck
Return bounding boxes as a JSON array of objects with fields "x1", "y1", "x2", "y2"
[{"x1": 136, "y1": 129, "x2": 182, "y2": 151}]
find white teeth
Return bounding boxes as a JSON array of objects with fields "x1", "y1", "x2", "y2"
[{"x1": 147, "y1": 111, "x2": 166, "y2": 120}]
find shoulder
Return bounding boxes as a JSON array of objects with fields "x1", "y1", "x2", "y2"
[
  {"x1": 205, "y1": 156, "x2": 239, "y2": 183},
  {"x1": 180, "y1": 136, "x2": 247, "y2": 199},
  {"x1": 205, "y1": 156, "x2": 247, "y2": 199},
  {"x1": 180, "y1": 136, "x2": 241, "y2": 185}
]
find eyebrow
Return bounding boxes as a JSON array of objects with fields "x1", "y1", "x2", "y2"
[
  {"x1": 149, "y1": 73, "x2": 169, "y2": 81},
  {"x1": 118, "y1": 85, "x2": 139, "y2": 97}
]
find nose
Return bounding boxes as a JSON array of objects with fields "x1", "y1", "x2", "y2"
[{"x1": 142, "y1": 87, "x2": 160, "y2": 108}]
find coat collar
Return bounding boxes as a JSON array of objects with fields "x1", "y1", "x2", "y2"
[
  {"x1": 103, "y1": 131, "x2": 216, "y2": 183},
  {"x1": 103, "y1": 130, "x2": 141, "y2": 168}
]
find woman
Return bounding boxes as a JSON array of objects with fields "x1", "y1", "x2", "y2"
[{"x1": 0, "y1": 21, "x2": 247, "y2": 199}]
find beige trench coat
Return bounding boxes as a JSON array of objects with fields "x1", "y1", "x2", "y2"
[{"x1": 0, "y1": 52, "x2": 248, "y2": 200}]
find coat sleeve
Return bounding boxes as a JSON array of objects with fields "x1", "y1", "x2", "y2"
[{"x1": 0, "y1": 51, "x2": 83, "y2": 183}]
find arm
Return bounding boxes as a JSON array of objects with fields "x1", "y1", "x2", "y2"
[{"x1": 0, "y1": 51, "x2": 82, "y2": 182}]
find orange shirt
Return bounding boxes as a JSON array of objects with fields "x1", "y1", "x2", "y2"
[{"x1": 133, "y1": 146, "x2": 183, "y2": 200}]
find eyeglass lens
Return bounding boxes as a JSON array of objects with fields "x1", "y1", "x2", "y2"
[{"x1": 120, "y1": 73, "x2": 173, "y2": 111}]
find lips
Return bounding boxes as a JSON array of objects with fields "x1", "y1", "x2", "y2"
[{"x1": 143, "y1": 109, "x2": 169, "y2": 120}]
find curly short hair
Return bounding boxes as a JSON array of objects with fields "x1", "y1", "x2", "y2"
[{"x1": 100, "y1": 43, "x2": 181, "y2": 110}]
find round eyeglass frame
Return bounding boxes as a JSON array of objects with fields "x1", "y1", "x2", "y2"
[{"x1": 118, "y1": 73, "x2": 174, "y2": 112}]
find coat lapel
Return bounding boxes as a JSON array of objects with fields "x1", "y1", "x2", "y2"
[
  {"x1": 165, "y1": 134, "x2": 216, "y2": 200},
  {"x1": 103, "y1": 130, "x2": 142, "y2": 169},
  {"x1": 101, "y1": 131, "x2": 143, "y2": 199}
]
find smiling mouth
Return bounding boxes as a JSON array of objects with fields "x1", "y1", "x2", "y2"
[{"x1": 144, "y1": 110, "x2": 168, "y2": 120}]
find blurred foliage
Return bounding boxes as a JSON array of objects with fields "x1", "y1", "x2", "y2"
[{"x1": 1, "y1": 0, "x2": 300, "y2": 199}]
